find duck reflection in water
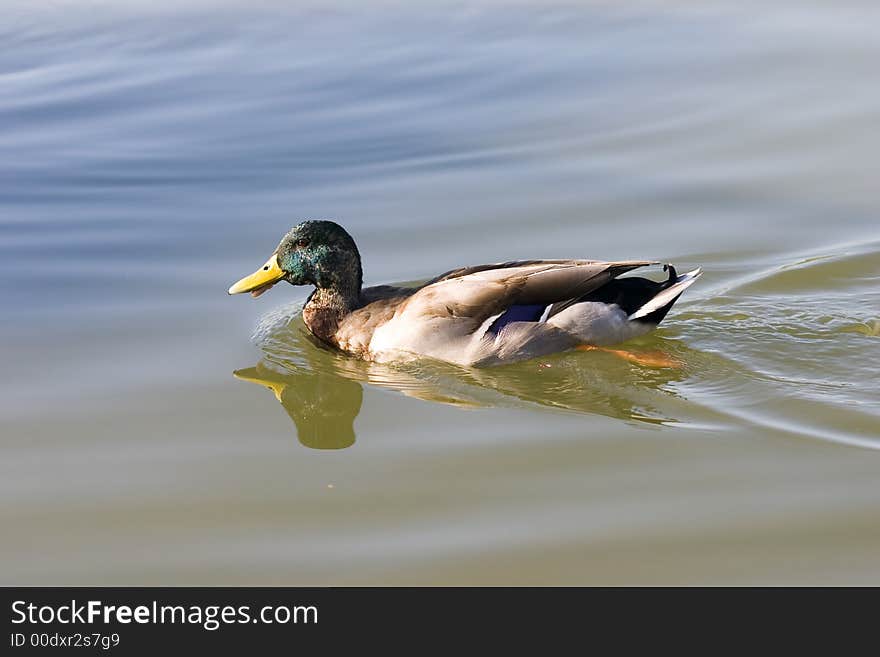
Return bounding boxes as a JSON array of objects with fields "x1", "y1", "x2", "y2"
[
  {"x1": 234, "y1": 363, "x2": 362, "y2": 450},
  {"x1": 234, "y1": 312, "x2": 699, "y2": 450}
]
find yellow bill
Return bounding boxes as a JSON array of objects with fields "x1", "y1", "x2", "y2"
[
  {"x1": 233, "y1": 367, "x2": 287, "y2": 402},
  {"x1": 228, "y1": 254, "x2": 284, "y2": 297}
]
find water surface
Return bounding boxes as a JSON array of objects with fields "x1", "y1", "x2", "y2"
[{"x1": 2, "y1": 0, "x2": 879, "y2": 584}]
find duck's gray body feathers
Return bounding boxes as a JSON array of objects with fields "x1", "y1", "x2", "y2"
[{"x1": 323, "y1": 259, "x2": 700, "y2": 367}]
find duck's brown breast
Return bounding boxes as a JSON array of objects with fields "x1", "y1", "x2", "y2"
[{"x1": 333, "y1": 296, "x2": 405, "y2": 358}]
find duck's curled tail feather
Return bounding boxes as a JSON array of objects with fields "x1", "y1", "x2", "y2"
[{"x1": 628, "y1": 266, "x2": 702, "y2": 323}]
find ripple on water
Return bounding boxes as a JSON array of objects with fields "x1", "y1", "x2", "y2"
[{"x1": 672, "y1": 241, "x2": 880, "y2": 449}]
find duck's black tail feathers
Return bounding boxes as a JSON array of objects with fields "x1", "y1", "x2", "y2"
[
  {"x1": 578, "y1": 264, "x2": 702, "y2": 326},
  {"x1": 628, "y1": 265, "x2": 702, "y2": 324}
]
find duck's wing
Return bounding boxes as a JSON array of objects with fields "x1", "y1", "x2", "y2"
[
  {"x1": 367, "y1": 259, "x2": 686, "y2": 365},
  {"x1": 400, "y1": 259, "x2": 658, "y2": 333},
  {"x1": 424, "y1": 259, "x2": 574, "y2": 285}
]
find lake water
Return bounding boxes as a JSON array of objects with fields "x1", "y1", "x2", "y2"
[{"x1": 2, "y1": 0, "x2": 879, "y2": 585}]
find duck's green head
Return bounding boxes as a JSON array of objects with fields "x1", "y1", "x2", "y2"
[{"x1": 228, "y1": 220, "x2": 362, "y2": 298}]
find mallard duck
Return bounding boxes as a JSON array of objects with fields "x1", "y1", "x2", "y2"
[{"x1": 228, "y1": 220, "x2": 701, "y2": 367}]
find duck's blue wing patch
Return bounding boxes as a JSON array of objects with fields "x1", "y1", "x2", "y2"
[{"x1": 486, "y1": 304, "x2": 547, "y2": 336}]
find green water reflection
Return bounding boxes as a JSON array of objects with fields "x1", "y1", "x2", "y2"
[{"x1": 234, "y1": 364, "x2": 362, "y2": 450}]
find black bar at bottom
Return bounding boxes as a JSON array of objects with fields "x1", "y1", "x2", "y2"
[{"x1": 0, "y1": 587, "x2": 871, "y2": 653}]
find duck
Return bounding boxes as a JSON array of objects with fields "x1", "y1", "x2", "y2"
[{"x1": 228, "y1": 220, "x2": 701, "y2": 367}]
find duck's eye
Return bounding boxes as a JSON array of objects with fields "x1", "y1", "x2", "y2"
[{"x1": 296, "y1": 238, "x2": 310, "y2": 248}]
